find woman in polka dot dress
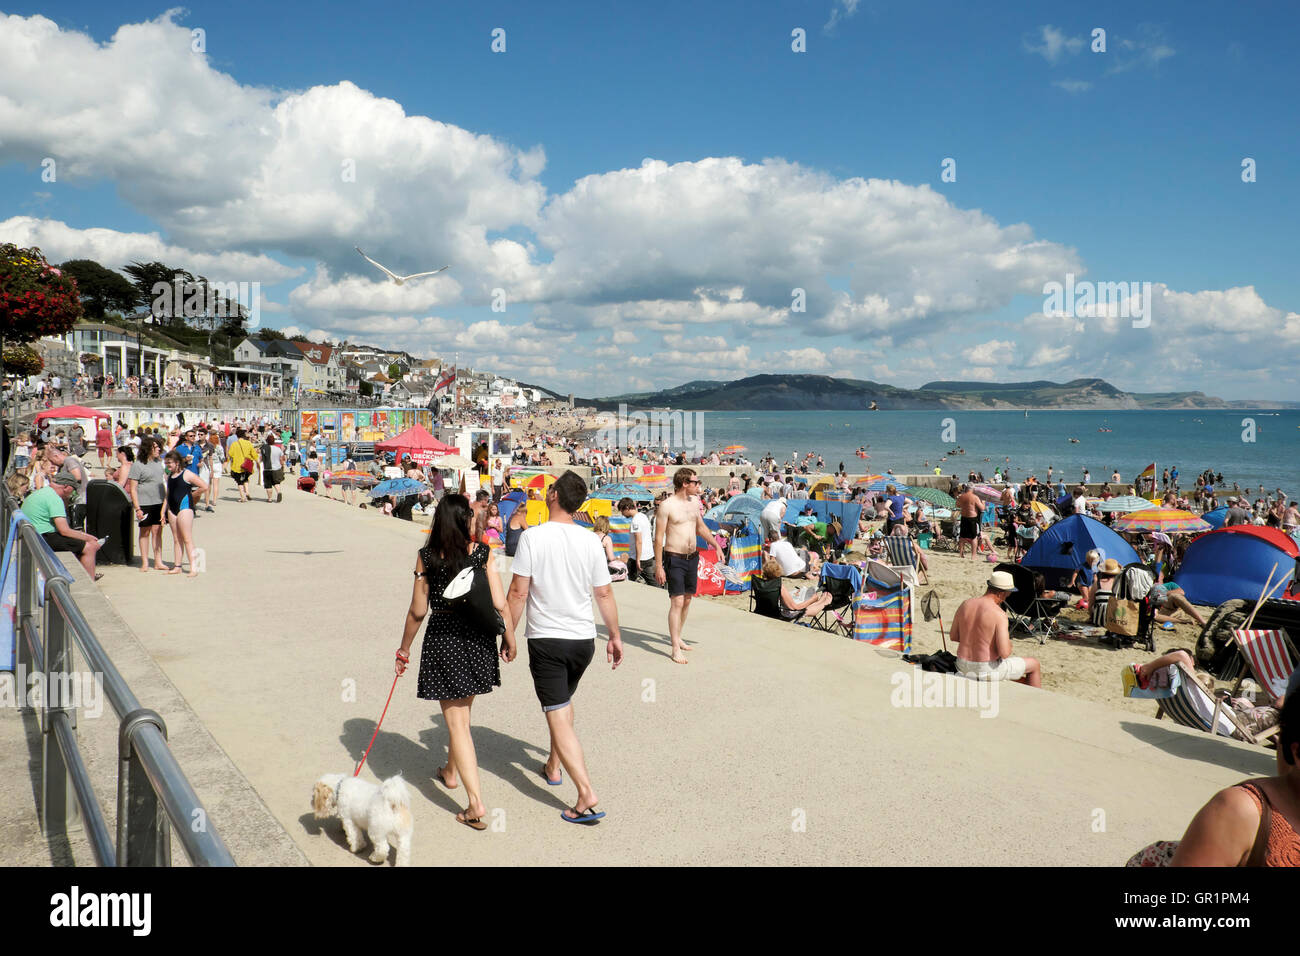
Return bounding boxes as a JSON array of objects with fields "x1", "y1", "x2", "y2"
[{"x1": 396, "y1": 494, "x2": 517, "y2": 831}]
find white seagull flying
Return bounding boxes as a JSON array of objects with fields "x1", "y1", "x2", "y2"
[{"x1": 354, "y1": 247, "x2": 449, "y2": 285}]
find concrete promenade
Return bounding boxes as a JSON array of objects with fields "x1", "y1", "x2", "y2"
[{"x1": 12, "y1": 485, "x2": 1275, "y2": 866}]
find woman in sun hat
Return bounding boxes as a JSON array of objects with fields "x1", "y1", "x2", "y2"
[{"x1": 1090, "y1": 558, "x2": 1122, "y2": 628}]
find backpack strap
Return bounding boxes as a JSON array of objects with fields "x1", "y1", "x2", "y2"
[{"x1": 1233, "y1": 780, "x2": 1273, "y2": 867}]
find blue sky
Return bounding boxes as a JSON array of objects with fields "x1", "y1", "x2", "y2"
[{"x1": 2, "y1": 1, "x2": 1297, "y2": 398}]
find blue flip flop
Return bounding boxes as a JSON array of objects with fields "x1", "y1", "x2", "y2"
[
  {"x1": 560, "y1": 806, "x2": 605, "y2": 824},
  {"x1": 541, "y1": 767, "x2": 562, "y2": 787}
]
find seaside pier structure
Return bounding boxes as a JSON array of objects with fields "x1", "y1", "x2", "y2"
[{"x1": 1, "y1": 486, "x2": 1270, "y2": 867}]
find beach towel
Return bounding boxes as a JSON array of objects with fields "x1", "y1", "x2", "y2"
[
  {"x1": 695, "y1": 546, "x2": 726, "y2": 596},
  {"x1": 724, "y1": 532, "x2": 762, "y2": 593}
]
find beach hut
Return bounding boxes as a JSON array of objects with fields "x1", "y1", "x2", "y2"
[
  {"x1": 1174, "y1": 526, "x2": 1299, "y2": 607},
  {"x1": 1020, "y1": 514, "x2": 1140, "y2": 590}
]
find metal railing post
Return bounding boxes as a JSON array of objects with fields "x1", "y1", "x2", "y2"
[
  {"x1": 40, "y1": 596, "x2": 82, "y2": 838},
  {"x1": 15, "y1": 531, "x2": 36, "y2": 710},
  {"x1": 118, "y1": 709, "x2": 171, "y2": 866}
]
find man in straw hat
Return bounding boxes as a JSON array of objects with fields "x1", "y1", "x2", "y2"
[{"x1": 950, "y1": 570, "x2": 1042, "y2": 687}]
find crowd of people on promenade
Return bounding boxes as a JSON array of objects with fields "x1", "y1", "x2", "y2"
[{"x1": 4, "y1": 407, "x2": 1297, "y2": 866}]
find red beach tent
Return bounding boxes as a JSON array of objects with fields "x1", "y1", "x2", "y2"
[{"x1": 374, "y1": 425, "x2": 457, "y2": 467}]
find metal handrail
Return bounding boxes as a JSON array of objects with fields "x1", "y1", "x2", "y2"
[{"x1": 1, "y1": 485, "x2": 235, "y2": 866}]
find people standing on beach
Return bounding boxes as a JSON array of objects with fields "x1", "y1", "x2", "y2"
[
  {"x1": 654, "y1": 468, "x2": 715, "y2": 664},
  {"x1": 261, "y1": 434, "x2": 285, "y2": 503},
  {"x1": 954, "y1": 484, "x2": 982, "y2": 560},
  {"x1": 397, "y1": 494, "x2": 517, "y2": 831},
  {"x1": 506, "y1": 471, "x2": 622, "y2": 824},
  {"x1": 200, "y1": 430, "x2": 224, "y2": 511},
  {"x1": 621, "y1": 497, "x2": 656, "y2": 586},
  {"x1": 163, "y1": 450, "x2": 207, "y2": 576},
  {"x1": 227, "y1": 428, "x2": 258, "y2": 502},
  {"x1": 951, "y1": 571, "x2": 1042, "y2": 687},
  {"x1": 129, "y1": 436, "x2": 168, "y2": 572}
]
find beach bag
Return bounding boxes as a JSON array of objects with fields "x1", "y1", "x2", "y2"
[
  {"x1": 443, "y1": 564, "x2": 505, "y2": 637},
  {"x1": 1105, "y1": 594, "x2": 1141, "y2": 638}
]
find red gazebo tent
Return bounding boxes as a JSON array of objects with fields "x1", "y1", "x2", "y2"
[
  {"x1": 34, "y1": 405, "x2": 111, "y2": 425},
  {"x1": 374, "y1": 425, "x2": 457, "y2": 467}
]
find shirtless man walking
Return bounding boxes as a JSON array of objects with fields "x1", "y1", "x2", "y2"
[
  {"x1": 654, "y1": 467, "x2": 714, "y2": 664},
  {"x1": 954, "y1": 483, "x2": 983, "y2": 561},
  {"x1": 950, "y1": 571, "x2": 1042, "y2": 687}
]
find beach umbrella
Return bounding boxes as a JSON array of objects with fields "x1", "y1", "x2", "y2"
[
  {"x1": 630, "y1": 474, "x2": 671, "y2": 490},
  {"x1": 853, "y1": 474, "x2": 886, "y2": 486},
  {"x1": 327, "y1": 469, "x2": 378, "y2": 489},
  {"x1": 1026, "y1": 500, "x2": 1054, "y2": 516},
  {"x1": 1096, "y1": 495, "x2": 1158, "y2": 514},
  {"x1": 905, "y1": 486, "x2": 956, "y2": 508},
  {"x1": 971, "y1": 484, "x2": 1002, "y2": 502},
  {"x1": 370, "y1": 477, "x2": 428, "y2": 498},
  {"x1": 432, "y1": 453, "x2": 475, "y2": 469},
  {"x1": 520, "y1": 473, "x2": 555, "y2": 491},
  {"x1": 1112, "y1": 508, "x2": 1212, "y2": 535},
  {"x1": 723, "y1": 444, "x2": 747, "y2": 454},
  {"x1": 858, "y1": 478, "x2": 893, "y2": 492},
  {"x1": 591, "y1": 482, "x2": 654, "y2": 502}
]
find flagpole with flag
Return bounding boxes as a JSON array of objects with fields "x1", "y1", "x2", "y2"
[{"x1": 1138, "y1": 462, "x2": 1157, "y2": 500}]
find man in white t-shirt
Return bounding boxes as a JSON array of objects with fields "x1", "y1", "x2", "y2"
[
  {"x1": 769, "y1": 538, "x2": 807, "y2": 578},
  {"x1": 760, "y1": 497, "x2": 787, "y2": 542},
  {"x1": 507, "y1": 471, "x2": 623, "y2": 825},
  {"x1": 620, "y1": 497, "x2": 657, "y2": 587}
]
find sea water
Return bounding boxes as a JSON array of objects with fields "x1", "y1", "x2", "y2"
[{"x1": 692, "y1": 409, "x2": 1300, "y2": 494}]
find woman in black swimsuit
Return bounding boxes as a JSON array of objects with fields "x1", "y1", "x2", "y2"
[{"x1": 163, "y1": 450, "x2": 207, "y2": 577}]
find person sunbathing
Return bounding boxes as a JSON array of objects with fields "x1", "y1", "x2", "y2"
[
  {"x1": 950, "y1": 571, "x2": 1042, "y2": 687},
  {"x1": 1170, "y1": 694, "x2": 1300, "y2": 866},
  {"x1": 1146, "y1": 581, "x2": 1207, "y2": 629},
  {"x1": 752, "y1": 559, "x2": 833, "y2": 623}
]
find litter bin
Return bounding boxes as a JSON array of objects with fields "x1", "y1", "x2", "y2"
[{"x1": 86, "y1": 479, "x2": 134, "y2": 566}]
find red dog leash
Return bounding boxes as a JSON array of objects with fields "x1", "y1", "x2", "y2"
[{"x1": 354, "y1": 652, "x2": 407, "y2": 777}]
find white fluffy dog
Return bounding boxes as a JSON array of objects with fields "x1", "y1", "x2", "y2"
[{"x1": 311, "y1": 773, "x2": 413, "y2": 866}]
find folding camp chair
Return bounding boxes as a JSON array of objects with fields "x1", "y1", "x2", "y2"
[
  {"x1": 881, "y1": 533, "x2": 923, "y2": 588},
  {"x1": 748, "y1": 575, "x2": 810, "y2": 624},
  {"x1": 1155, "y1": 662, "x2": 1267, "y2": 745},
  {"x1": 809, "y1": 563, "x2": 862, "y2": 638},
  {"x1": 1230, "y1": 628, "x2": 1299, "y2": 702},
  {"x1": 993, "y1": 562, "x2": 1067, "y2": 644}
]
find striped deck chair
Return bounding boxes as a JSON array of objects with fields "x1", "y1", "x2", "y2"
[
  {"x1": 1230, "y1": 628, "x2": 1298, "y2": 702},
  {"x1": 881, "y1": 533, "x2": 923, "y2": 588},
  {"x1": 1156, "y1": 662, "x2": 1261, "y2": 744},
  {"x1": 852, "y1": 561, "x2": 912, "y2": 653}
]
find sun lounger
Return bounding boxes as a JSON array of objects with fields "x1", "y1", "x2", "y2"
[{"x1": 1155, "y1": 662, "x2": 1266, "y2": 744}]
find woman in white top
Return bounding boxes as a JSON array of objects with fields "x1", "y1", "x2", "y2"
[{"x1": 201, "y1": 430, "x2": 225, "y2": 512}]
